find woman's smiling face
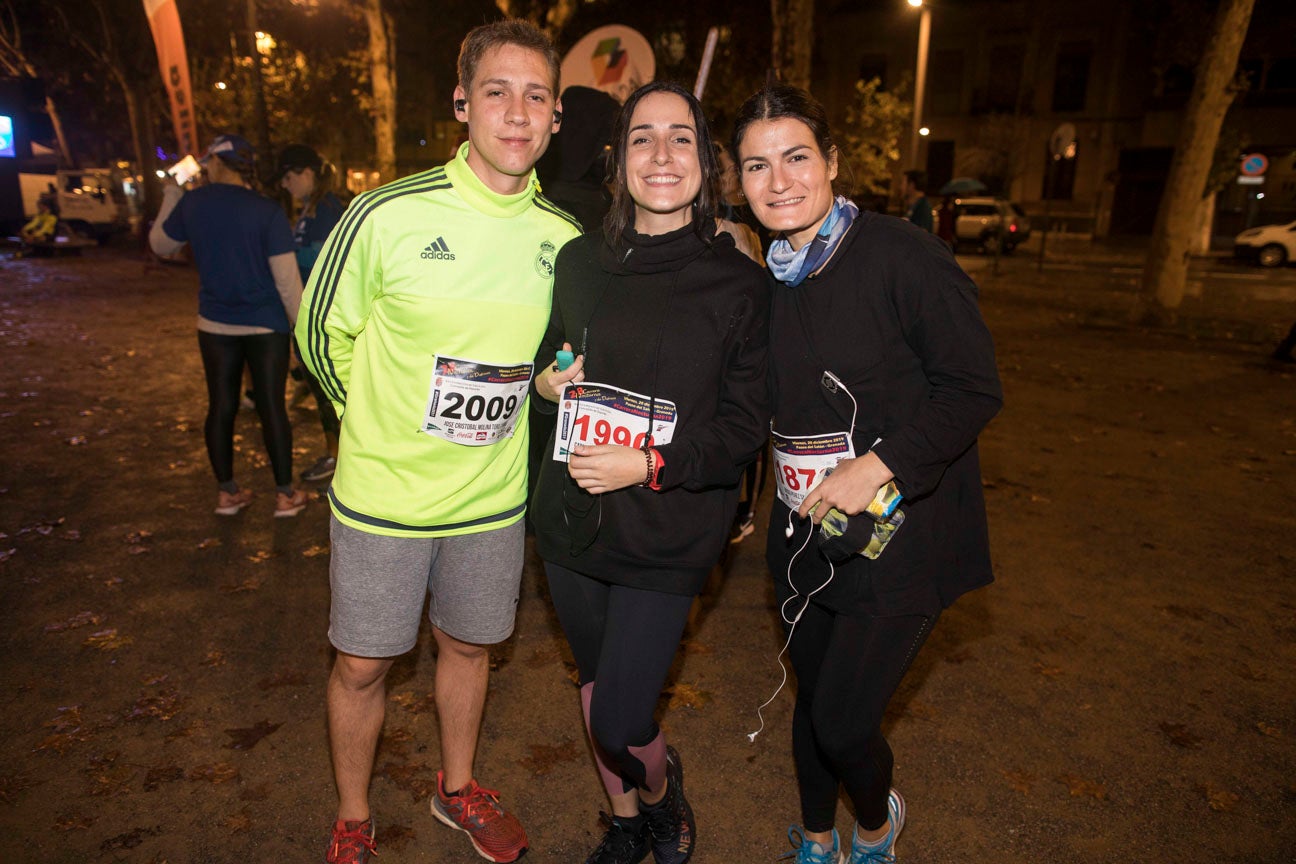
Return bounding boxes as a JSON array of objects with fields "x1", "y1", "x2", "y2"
[
  {"x1": 736, "y1": 117, "x2": 838, "y2": 251},
  {"x1": 624, "y1": 91, "x2": 703, "y2": 235}
]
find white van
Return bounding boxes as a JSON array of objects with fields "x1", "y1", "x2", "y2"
[{"x1": 1234, "y1": 220, "x2": 1296, "y2": 268}]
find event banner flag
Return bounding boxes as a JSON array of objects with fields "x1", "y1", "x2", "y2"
[{"x1": 142, "y1": 0, "x2": 198, "y2": 157}]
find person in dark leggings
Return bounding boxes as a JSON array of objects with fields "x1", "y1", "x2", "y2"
[
  {"x1": 277, "y1": 143, "x2": 347, "y2": 482},
  {"x1": 733, "y1": 85, "x2": 1002, "y2": 864},
  {"x1": 530, "y1": 82, "x2": 770, "y2": 864},
  {"x1": 150, "y1": 134, "x2": 307, "y2": 517}
]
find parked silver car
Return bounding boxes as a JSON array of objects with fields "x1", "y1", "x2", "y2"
[{"x1": 950, "y1": 197, "x2": 1031, "y2": 254}]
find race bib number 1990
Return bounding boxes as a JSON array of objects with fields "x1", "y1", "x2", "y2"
[
  {"x1": 553, "y1": 382, "x2": 677, "y2": 460},
  {"x1": 423, "y1": 355, "x2": 532, "y2": 446}
]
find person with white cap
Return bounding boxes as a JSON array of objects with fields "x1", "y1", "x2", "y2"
[{"x1": 150, "y1": 133, "x2": 309, "y2": 517}]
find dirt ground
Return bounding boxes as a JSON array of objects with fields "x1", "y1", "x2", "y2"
[{"x1": 1, "y1": 243, "x2": 1293, "y2": 864}]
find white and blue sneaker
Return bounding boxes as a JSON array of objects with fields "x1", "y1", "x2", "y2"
[
  {"x1": 780, "y1": 826, "x2": 839, "y2": 864},
  {"x1": 845, "y1": 788, "x2": 906, "y2": 864}
]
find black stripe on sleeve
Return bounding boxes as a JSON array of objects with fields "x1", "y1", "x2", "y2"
[
  {"x1": 533, "y1": 195, "x2": 584, "y2": 235},
  {"x1": 305, "y1": 169, "x2": 450, "y2": 405}
]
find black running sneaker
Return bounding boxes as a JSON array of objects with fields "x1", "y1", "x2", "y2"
[
  {"x1": 642, "y1": 746, "x2": 695, "y2": 864},
  {"x1": 585, "y1": 811, "x2": 650, "y2": 864}
]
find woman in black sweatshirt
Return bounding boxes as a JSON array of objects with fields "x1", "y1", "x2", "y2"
[
  {"x1": 531, "y1": 81, "x2": 769, "y2": 864},
  {"x1": 732, "y1": 85, "x2": 1002, "y2": 864}
]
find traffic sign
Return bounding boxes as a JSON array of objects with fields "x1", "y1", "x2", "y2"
[{"x1": 1240, "y1": 153, "x2": 1269, "y2": 176}]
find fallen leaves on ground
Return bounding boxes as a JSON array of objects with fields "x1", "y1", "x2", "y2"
[
  {"x1": 1199, "y1": 784, "x2": 1240, "y2": 811},
  {"x1": 665, "y1": 682, "x2": 710, "y2": 710},
  {"x1": 1033, "y1": 661, "x2": 1064, "y2": 677},
  {"x1": 519, "y1": 739, "x2": 580, "y2": 776},
  {"x1": 1256, "y1": 721, "x2": 1281, "y2": 738},
  {"x1": 201, "y1": 650, "x2": 225, "y2": 667},
  {"x1": 53, "y1": 813, "x2": 95, "y2": 831},
  {"x1": 257, "y1": 670, "x2": 309, "y2": 690},
  {"x1": 100, "y1": 826, "x2": 161, "y2": 852},
  {"x1": 34, "y1": 706, "x2": 92, "y2": 753},
  {"x1": 223, "y1": 720, "x2": 282, "y2": 751},
  {"x1": 378, "y1": 760, "x2": 438, "y2": 802},
  {"x1": 219, "y1": 578, "x2": 261, "y2": 593},
  {"x1": 45, "y1": 611, "x2": 104, "y2": 632},
  {"x1": 1159, "y1": 722, "x2": 1203, "y2": 749},
  {"x1": 0, "y1": 773, "x2": 34, "y2": 804},
  {"x1": 196, "y1": 537, "x2": 220, "y2": 550},
  {"x1": 187, "y1": 763, "x2": 240, "y2": 784},
  {"x1": 389, "y1": 691, "x2": 437, "y2": 715},
  {"x1": 1058, "y1": 773, "x2": 1108, "y2": 800},
  {"x1": 142, "y1": 764, "x2": 185, "y2": 791},
  {"x1": 246, "y1": 550, "x2": 277, "y2": 564},
  {"x1": 125, "y1": 688, "x2": 185, "y2": 723},
  {"x1": 302, "y1": 544, "x2": 330, "y2": 558},
  {"x1": 220, "y1": 808, "x2": 253, "y2": 832},
  {"x1": 1000, "y1": 769, "x2": 1036, "y2": 794}
]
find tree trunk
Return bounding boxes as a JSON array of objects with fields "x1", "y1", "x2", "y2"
[
  {"x1": 363, "y1": 0, "x2": 397, "y2": 184},
  {"x1": 770, "y1": 0, "x2": 813, "y2": 90},
  {"x1": 1139, "y1": 0, "x2": 1256, "y2": 321}
]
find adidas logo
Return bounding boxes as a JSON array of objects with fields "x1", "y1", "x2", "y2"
[{"x1": 421, "y1": 237, "x2": 456, "y2": 261}]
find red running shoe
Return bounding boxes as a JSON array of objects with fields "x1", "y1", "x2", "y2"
[
  {"x1": 430, "y1": 771, "x2": 529, "y2": 862},
  {"x1": 324, "y1": 818, "x2": 376, "y2": 863}
]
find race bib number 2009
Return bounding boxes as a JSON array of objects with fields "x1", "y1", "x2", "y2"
[
  {"x1": 423, "y1": 355, "x2": 532, "y2": 446},
  {"x1": 553, "y1": 382, "x2": 677, "y2": 460}
]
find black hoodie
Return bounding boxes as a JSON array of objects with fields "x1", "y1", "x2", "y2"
[{"x1": 531, "y1": 222, "x2": 770, "y2": 595}]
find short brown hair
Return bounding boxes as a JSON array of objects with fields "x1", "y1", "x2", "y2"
[{"x1": 458, "y1": 19, "x2": 560, "y2": 94}]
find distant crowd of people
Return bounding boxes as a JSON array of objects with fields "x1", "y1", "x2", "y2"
[{"x1": 145, "y1": 18, "x2": 1003, "y2": 864}]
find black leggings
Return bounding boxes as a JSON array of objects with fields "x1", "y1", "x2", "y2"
[
  {"x1": 785, "y1": 599, "x2": 936, "y2": 833},
  {"x1": 545, "y1": 562, "x2": 694, "y2": 794},
  {"x1": 293, "y1": 338, "x2": 340, "y2": 436},
  {"x1": 197, "y1": 331, "x2": 293, "y2": 487}
]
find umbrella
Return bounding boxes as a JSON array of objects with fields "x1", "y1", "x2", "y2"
[{"x1": 938, "y1": 177, "x2": 989, "y2": 196}]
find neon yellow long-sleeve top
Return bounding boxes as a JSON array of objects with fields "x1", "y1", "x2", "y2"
[{"x1": 297, "y1": 143, "x2": 580, "y2": 537}]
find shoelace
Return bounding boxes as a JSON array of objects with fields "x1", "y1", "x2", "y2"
[
  {"x1": 592, "y1": 812, "x2": 645, "y2": 862},
  {"x1": 454, "y1": 784, "x2": 505, "y2": 827},
  {"x1": 780, "y1": 826, "x2": 834, "y2": 864},
  {"x1": 328, "y1": 823, "x2": 377, "y2": 862},
  {"x1": 848, "y1": 841, "x2": 897, "y2": 864}
]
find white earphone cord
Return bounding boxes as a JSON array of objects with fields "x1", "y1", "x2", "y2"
[{"x1": 747, "y1": 507, "x2": 836, "y2": 743}]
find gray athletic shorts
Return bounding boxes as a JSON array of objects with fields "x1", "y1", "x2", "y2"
[{"x1": 328, "y1": 514, "x2": 525, "y2": 656}]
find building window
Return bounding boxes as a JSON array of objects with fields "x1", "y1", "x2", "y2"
[
  {"x1": 986, "y1": 43, "x2": 1026, "y2": 113},
  {"x1": 1052, "y1": 42, "x2": 1091, "y2": 112}
]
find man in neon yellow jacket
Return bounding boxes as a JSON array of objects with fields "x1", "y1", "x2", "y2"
[{"x1": 297, "y1": 19, "x2": 580, "y2": 864}]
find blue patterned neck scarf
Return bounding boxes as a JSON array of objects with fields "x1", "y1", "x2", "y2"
[{"x1": 766, "y1": 195, "x2": 859, "y2": 287}]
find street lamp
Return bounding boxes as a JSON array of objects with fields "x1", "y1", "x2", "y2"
[{"x1": 907, "y1": 0, "x2": 932, "y2": 170}]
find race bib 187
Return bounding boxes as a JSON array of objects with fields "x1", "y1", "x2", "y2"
[{"x1": 771, "y1": 428, "x2": 856, "y2": 510}]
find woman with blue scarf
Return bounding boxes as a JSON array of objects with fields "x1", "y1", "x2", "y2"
[{"x1": 732, "y1": 85, "x2": 1003, "y2": 864}]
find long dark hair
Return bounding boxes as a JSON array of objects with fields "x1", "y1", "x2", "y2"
[
  {"x1": 730, "y1": 83, "x2": 846, "y2": 195},
  {"x1": 603, "y1": 81, "x2": 721, "y2": 251}
]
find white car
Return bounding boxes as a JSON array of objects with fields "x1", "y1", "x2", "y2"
[{"x1": 1234, "y1": 220, "x2": 1296, "y2": 268}]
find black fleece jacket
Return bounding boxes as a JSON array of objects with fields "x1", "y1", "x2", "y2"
[
  {"x1": 531, "y1": 222, "x2": 770, "y2": 595},
  {"x1": 766, "y1": 213, "x2": 1003, "y2": 616}
]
